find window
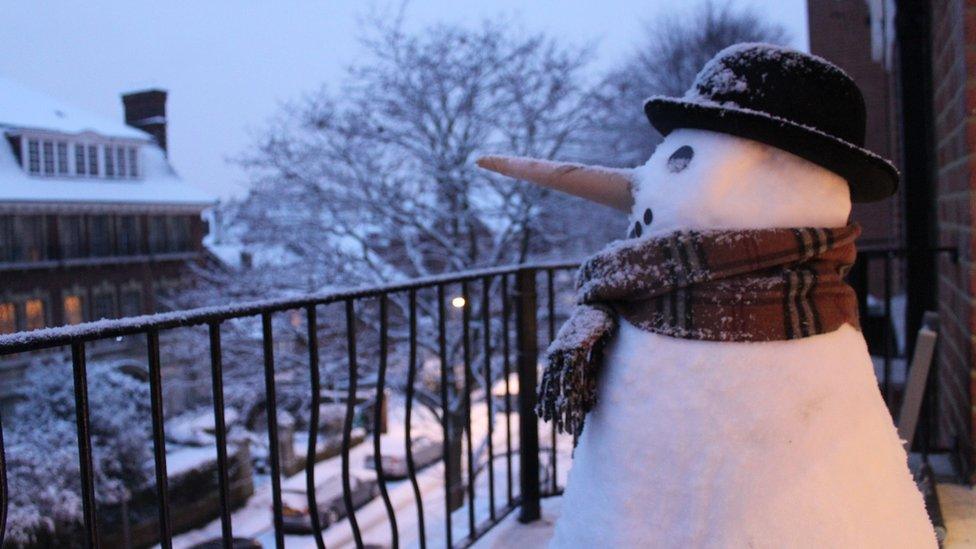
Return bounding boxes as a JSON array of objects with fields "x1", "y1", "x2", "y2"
[
  {"x1": 26, "y1": 140, "x2": 142, "y2": 179},
  {"x1": 24, "y1": 298, "x2": 45, "y2": 330},
  {"x1": 75, "y1": 143, "x2": 86, "y2": 175},
  {"x1": 13, "y1": 216, "x2": 46, "y2": 262},
  {"x1": 63, "y1": 294, "x2": 84, "y2": 325},
  {"x1": 57, "y1": 141, "x2": 69, "y2": 174},
  {"x1": 116, "y1": 215, "x2": 140, "y2": 255},
  {"x1": 59, "y1": 215, "x2": 84, "y2": 258},
  {"x1": 27, "y1": 139, "x2": 40, "y2": 173},
  {"x1": 128, "y1": 147, "x2": 138, "y2": 177},
  {"x1": 104, "y1": 146, "x2": 115, "y2": 177},
  {"x1": 42, "y1": 141, "x2": 54, "y2": 174},
  {"x1": 89, "y1": 215, "x2": 113, "y2": 256},
  {"x1": 92, "y1": 291, "x2": 115, "y2": 320},
  {"x1": 116, "y1": 146, "x2": 126, "y2": 177},
  {"x1": 0, "y1": 303, "x2": 15, "y2": 334},
  {"x1": 0, "y1": 216, "x2": 12, "y2": 262},
  {"x1": 169, "y1": 216, "x2": 192, "y2": 252},
  {"x1": 120, "y1": 288, "x2": 142, "y2": 317},
  {"x1": 149, "y1": 216, "x2": 167, "y2": 253},
  {"x1": 87, "y1": 145, "x2": 99, "y2": 175}
]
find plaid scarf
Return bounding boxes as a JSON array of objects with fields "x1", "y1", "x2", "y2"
[{"x1": 537, "y1": 224, "x2": 861, "y2": 441}]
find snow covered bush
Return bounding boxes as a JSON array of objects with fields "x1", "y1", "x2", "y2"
[{"x1": 5, "y1": 357, "x2": 154, "y2": 546}]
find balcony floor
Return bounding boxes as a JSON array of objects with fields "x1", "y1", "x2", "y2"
[
  {"x1": 938, "y1": 483, "x2": 976, "y2": 548},
  {"x1": 471, "y1": 496, "x2": 561, "y2": 548}
]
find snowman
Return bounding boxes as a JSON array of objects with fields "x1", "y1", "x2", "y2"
[{"x1": 477, "y1": 44, "x2": 935, "y2": 548}]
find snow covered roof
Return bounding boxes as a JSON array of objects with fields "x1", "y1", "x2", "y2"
[
  {"x1": 0, "y1": 76, "x2": 216, "y2": 209},
  {"x1": 0, "y1": 75, "x2": 151, "y2": 139}
]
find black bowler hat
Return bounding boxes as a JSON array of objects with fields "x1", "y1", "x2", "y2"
[{"x1": 643, "y1": 43, "x2": 898, "y2": 203}]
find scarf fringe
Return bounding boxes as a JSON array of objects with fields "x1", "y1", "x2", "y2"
[{"x1": 536, "y1": 321, "x2": 614, "y2": 444}]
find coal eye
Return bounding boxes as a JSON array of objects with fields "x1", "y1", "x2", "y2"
[
  {"x1": 667, "y1": 145, "x2": 694, "y2": 173},
  {"x1": 631, "y1": 221, "x2": 642, "y2": 238}
]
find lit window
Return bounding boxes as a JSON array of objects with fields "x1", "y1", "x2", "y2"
[
  {"x1": 75, "y1": 143, "x2": 86, "y2": 175},
  {"x1": 57, "y1": 142, "x2": 69, "y2": 174},
  {"x1": 42, "y1": 141, "x2": 54, "y2": 174},
  {"x1": 0, "y1": 303, "x2": 15, "y2": 334},
  {"x1": 116, "y1": 146, "x2": 126, "y2": 177},
  {"x1": 92, "y1": 292, "x2": 115, "y2": 320},
  {"x1": 63, "y1": 295, "x2": 84, "y2": 325},
  {"x1": 87, "y1": 145, "x2": 99, "y2": 175},
  {"x1": 120, "y1": 289, "x2": 142, "y2": 317},
  {"x1": 104, "y1": 147, "x2": 115, "y2": 177},
  {"x1": 25, "y1": 298, "x2": 45, "y2": 330},
  {"x1": 128, "y1": 147, "x2": 138, "y2": 177},
  {"x1": 27, "y1": 140, "x2": 40, "y2": 173}
]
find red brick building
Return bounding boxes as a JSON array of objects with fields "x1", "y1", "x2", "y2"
[{"x1": 0, "y1": 79, "x2": 214, "y2": 404}]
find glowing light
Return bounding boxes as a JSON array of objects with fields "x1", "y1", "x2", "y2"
[{"x1": 451, "y1": 296, "x2": 466, "y2": 309}]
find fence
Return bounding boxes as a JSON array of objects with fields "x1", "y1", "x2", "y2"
[
  {"x1": 0, "y1": 247, "x2": 952, "y2": 548},
  {"x1": 0, "y1": 262, "x2": 576, "y2": 548}
]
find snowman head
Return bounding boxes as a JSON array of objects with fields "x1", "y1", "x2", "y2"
[
  {"x1": 628, "y1": 128, "x2": 851, "y2": 239},
  {"x1": 478, "y1": 44, "x2": 898, "y2": 237}
]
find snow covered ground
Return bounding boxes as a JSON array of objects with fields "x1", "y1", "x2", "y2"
[{"x1": 171, "y1": 392, "x2": 575, "y2": 548}]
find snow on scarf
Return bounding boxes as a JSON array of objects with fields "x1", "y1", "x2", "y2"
[{"x1": 537, "y1": 224, "x2": 861, "y2": 442}]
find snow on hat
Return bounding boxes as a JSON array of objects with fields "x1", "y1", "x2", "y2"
[{"x1": 643, "y1": 43, "x2": 898, "y2": 203}]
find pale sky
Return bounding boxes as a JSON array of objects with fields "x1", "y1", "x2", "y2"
[{"x1": 0, "y1": 1, "x2": 808, "y2": 201}]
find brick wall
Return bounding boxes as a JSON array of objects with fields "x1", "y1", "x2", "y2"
[
  {"x1": 931, "y1": 0, "x2": 976, "y2": 464},
  {"x1": 808, "y1": 0, "x2": 902, "y2": 251}
]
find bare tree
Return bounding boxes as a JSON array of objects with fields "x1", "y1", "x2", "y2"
[
  {"x1": 586, "y1": 0, "x2": 790, "y2": 167},
  {"x1": 175, "y1": 17, "x2": 605, "y2": 509}
]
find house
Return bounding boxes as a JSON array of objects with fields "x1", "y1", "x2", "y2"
[
  {"x1": 0, "y1": 78, "x2": 215, "y2": 334},
  {"x1": 0, "y1": 79, "x2": 216, "y2": 408}
]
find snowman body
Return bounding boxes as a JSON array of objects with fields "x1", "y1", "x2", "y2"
[{"x1": 548, "y1": 129, "x2": 936, "y2": 548}]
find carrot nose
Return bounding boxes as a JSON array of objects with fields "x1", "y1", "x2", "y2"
[{"x1": 476, "y1": 155, "x2": 634, "y2": 213}]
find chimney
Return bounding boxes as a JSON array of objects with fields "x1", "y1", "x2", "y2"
[{"x1": 122, "y1": 89, "x2": 168, "y2": 154}]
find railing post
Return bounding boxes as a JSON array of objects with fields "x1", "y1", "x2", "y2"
[{"x1": 515, "y1": 267, "x2": 541, "y2": 523}]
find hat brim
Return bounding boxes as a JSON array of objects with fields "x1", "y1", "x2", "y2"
[{"x1": 644, "y1": 97, "x2": 898, "y2": 203}]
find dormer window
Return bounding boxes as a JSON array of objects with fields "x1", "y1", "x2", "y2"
[
  {"x1": 128, "y1": 147, "x2": 138, "y2": 177},
  {"x1": 57, "y1": 141, "x2": 68, "y2": 174},
  {"x1": 104, "y1": 146, "x2": 115, "y2": 177},
  {"x1": 116, "y1": 146, "x2": 126, "y2": 177},
  {"x1": 27, "y1": 139, "x2": 39, "y2": 173},
  {"x1": 42, "y1": 141, "x2": 54, "y2": 174},
  {"x1": 74, "y1": 143, "x2": 85, "y2": 174},
  {"x1": 87, "y1": 144, "x2": 99, "y2": 175},
  {"x1": 17, "y1": 134, "x2": 141, "y2": 180}
]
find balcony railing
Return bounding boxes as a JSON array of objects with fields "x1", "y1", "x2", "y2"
[
  {"x1": 0, "y1": 248, "x2": 954, "y2": 548},
  {"x1": 0, "y1": 261, "x2": 579, "y2": 548}
]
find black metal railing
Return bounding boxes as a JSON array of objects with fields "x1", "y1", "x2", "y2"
[
  {"x1": 851, "y1": 245, "x2": 957, "y2": 455},
  {"x1": 0, "y1": 247, "x2": 954, "y2": 548},
  {"x1": 0, "y1": 262, "x2": 576, "y2": 548}
]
